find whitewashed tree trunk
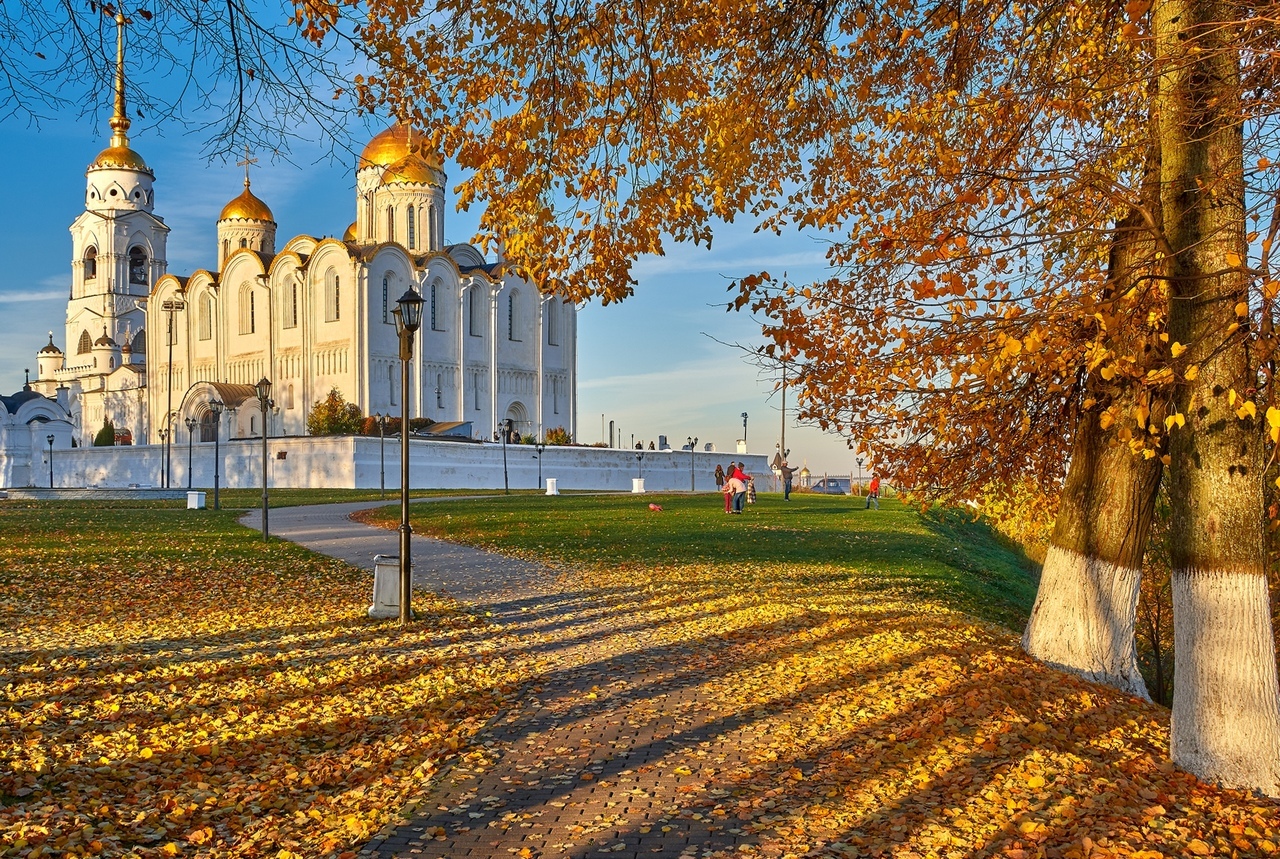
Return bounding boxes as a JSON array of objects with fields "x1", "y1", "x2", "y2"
[
  {"x1": 1023, "y1": 187, "x2": 1162, "y2": 701},
  {"x1": 1024, "y1": 546, "x2": 1147, "y2": 698},
  {"x1": 1171, "y1": 571, "x2": 1280, "y2": 794},
  {"x1": 1157, "y1": 0, "x2": 1280, "y2": 795}
]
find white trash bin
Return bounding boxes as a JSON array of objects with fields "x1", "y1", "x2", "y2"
[
  {"x1": 631, "y1": 478, "x2": 645, "y2": 493},
  {"x1": 545, "y1": 477, "x2": 560, "y2": 495},
  {"x1": 186, "y1": 491, "x2": 206, "y2": 509},
  {"x1": 368, "y1": 554, "x2": 400, "y2": 618}
]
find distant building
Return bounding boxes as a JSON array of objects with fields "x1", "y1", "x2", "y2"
[{"x1": 28, "y1": 19, "x2": 577, "y2": 449}]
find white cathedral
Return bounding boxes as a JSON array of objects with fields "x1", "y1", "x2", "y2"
[{"x1": 20, "y1": 37, "x2": 578, "y2": 458}]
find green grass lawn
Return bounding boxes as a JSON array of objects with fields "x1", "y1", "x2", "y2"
[{"x1": 361, "y1": 492, "x2": 1040, "y2": 630}]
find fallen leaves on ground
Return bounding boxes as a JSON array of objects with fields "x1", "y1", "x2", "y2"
[{"x1": 0, "y1": 508, "x2": 530, "y2": 858}]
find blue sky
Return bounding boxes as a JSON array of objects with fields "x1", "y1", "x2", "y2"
[{"x1": 0, "y1": 105, "x2": 862, "y2": 477}]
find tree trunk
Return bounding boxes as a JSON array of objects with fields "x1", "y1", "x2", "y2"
[
  {"x1": 1156, "y1": 0, "x2": 1280, "y2": 794},
  {"x1": 1023, "y1": 203, "x2": 1164, "y2": 700}
]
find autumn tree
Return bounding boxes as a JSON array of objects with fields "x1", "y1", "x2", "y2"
[
  {"x1": 1153, "y1": 0, "x2": 1280, "y2": 792},
  {"x1": 306, "y1": 388, "x2": 363, "y2": 436},
  {"x1": 291, "y1": 0, "x2": 1280, "y2": 791}
]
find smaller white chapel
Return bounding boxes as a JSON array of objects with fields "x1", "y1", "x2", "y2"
[{"x1": 26, "y1": 21, "x2": 578, "y2": 452}]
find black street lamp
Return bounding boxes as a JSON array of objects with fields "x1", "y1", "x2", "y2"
[
  {"x1": 499, "y1": 417, "x2": 512, "y2": 495},
  {"x1": 158, "y1": 427, "x2": 168, "y2": 486},
  {"x1": 46, "y1": 434, "x2": 54, "y2": 488},
  {"x1": 856, "y1": 456, "x2": 864, "y2": 497},
  {"x1": 741, "y1": 412, "x2": 749, "y2": 447},
  {"x1": 687, "y1": 436, "x2": 698, "y2": 492},
  {"x1": 636, "y1": 450, "x2": 644, "y2": 479},
  {"x1": 393, "y1": 287, "x2": 425, "y2": 626},
  {"x1": 534, "y1": 441, "x2": 545, "y2": 489},
  {"x1": 256, "y1": 377, "x2": 273, "y2": 542},
  {"x1": 375, "y1": 413, "x2": 387, "y2": 499},
  {"x1": 185, "y1": 417, "x2": 197, "y2": 489},
  {"x1": 209, "y1": 398, "x2": 223, "y2": 510}
]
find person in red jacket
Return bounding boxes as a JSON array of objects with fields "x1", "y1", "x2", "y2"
[
  {"x1": 866, "y1": 474, "x2": 881, "y2": 510},
  {"x1": 729, "y1": 463, "x2": 751, "y2": 513}
]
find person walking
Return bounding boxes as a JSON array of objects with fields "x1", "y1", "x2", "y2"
[
  {"x1": 714, "y1": 463, "x2": 725, "y2": 490},
  {"x1": 866, "y1": 474, "x2": 881, "y2": 510},
  {"x1": 746, "y1": 476, "x2": 757, "y2": 505},
  {"x1": 780, "y1": 461, "x2": 797, "y2": 500}
]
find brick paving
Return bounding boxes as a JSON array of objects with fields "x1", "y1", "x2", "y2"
[{"x1": 263, "y1": 500, "x2": 818, "y2": 859}]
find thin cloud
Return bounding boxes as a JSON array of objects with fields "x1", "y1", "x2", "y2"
[{"x1": 0, "y1": 288, "x2": 66, "y2": 303}]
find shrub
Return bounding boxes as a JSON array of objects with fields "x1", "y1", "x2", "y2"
[
  {"x1": 93, "y1": 420, "x2": 116, "y2": 447},
  {"x1": 544, "y1": 426, "x2": 572, "y2": 445},
  {"x1": 306, "y1": 389, "x2": 363, "y2": 436}
]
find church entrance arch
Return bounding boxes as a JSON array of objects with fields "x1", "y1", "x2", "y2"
[{"x1": 505, "y1": 401, "x2": 528, "y2": 438}]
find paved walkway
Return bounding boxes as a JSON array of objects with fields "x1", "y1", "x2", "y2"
[{"x1": 248, "y1": 501, "x2": 802, "y2": 859}]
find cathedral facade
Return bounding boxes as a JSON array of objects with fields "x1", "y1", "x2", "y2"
[{"x1": 30, "y1": 54, "x2": 578, "y2": 450}]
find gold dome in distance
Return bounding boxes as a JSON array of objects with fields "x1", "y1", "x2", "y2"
[
  {"x1": 343, "y1": 221, "x2": 357, "y2": 242},
  {"x1": 219, "y1": 182, "x2": 274, "y2": 222},
  {"x1": 90, "y1": 144, "x2": 150, "y2": 172},
  {"x1": 360, "y1": 124, "x2": 443, "y2": 172}
]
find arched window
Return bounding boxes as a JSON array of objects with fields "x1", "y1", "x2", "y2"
[
  {"x1": 131, "y1": 329, "x2": 145, "y2": 353},
  {"x1": 546, "y1": 299, "x2": 559, "y2": 345},
  {"x1": 407, "y1": 206, "x2": 416, "y2": 250},
  {"x1": 238, "y1": 283, "x2": 254, "y2": 334},
  {"x1": 222, "y1": 239, "x2": 230, "y2": 261},
  {"x1": 325, "y1": 270, "x2": 340, "y2": 322},
  {"x1": 199, "y1": 294, "x2": 213, "y2": 341},
  {"x1": 469, "y1": 286, "x2": 483, "y2": 336},
  {"x1": 430, "y1": 281, "x2": 440, "y2": 330},
  {"x1": 436, "y1": 373, "x2": 443, "y2": 408},
  {"x1": 427, "y1": 205, "x2": 437, "y2": 249},
  {"x1": 239, "y1": 238, "x2": 248, "y2": 249},
  {"x1": 382, "y1": 274, "x2": 391, "y2": 323},
  {"x1": 387, "y1": 207, "x2": 395, "y2": 243},
  {"x1": 508, "y1": 289, "x2": 520, "y2": 341},
  {"x1": 286, "y1": 384, "x2": 295, "y2": 410},
  {"x1": 128, "y1": 246, "x2": 149, "y2": 285},
  {"x1": 78, "y1": 329, "x2": 92, "y2": 354},
  {"x1": 83, "y1": 247, "x2": 97, "y2": 280}
]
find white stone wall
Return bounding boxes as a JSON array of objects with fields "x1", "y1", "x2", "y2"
[{"x1": 42, "y1": 437, "x2": 770, "y2": 493}]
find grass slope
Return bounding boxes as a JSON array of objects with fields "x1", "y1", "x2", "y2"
[{"x1": 363, "y1": 493, "x2": 1039, "y2": 631}]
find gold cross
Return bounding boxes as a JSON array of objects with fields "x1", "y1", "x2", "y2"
[{"x1": 237, "y1": 145, "x2": 258, "y2": 186}]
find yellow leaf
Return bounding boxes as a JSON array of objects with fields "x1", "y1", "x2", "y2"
[
  {"x1": 1225, "y1": 252, "x2": 1242, "y2": 267},
  {"x1": 1237, "y1": 401, "x2": 1257, "y2": 420},
  {"x1": 1170, "y1": 342, "x2": 1187, "y2": 358},
  {"x1": 1264, "y1": 281, "x2": 1279, "y2": 300},
  {"x1": 1267, "y1": 407, "x2": 1280, "y2": 429},
  {"x1": 1134, "y1": 405, "x2": 1150, "y2": 427},
  {"x1": 1229, "y1": 389, "x2": 1239, "y2": 406},
  {"x1": 1026, "y1": 774, "x2": 1045, "y2": 789},
  {"x1": 1184, "y1": 366, "x2": 1199, "y2": 381},
  {"x1": 139, "y1": 747, "x2": 154, "y2": 760},
  {"x1": 1236, "y1": 301, "x2": 1249, "y2": 317},
  {"x1": 160, "y1": 844, "x2": 181, "y2": 858},
  {"x1": 1002, "y1": 337, "x2": 1023, "y2": 357},
  {"x1": 1099, "y1": 411, "x2": 1115, "y2": 430},
  {"x1": 1100, "y1": 366, "x2": 1116, "y2": 381},
  {"x1": 1164, "y1": 413, "x2": 1185, "y2": 430}
]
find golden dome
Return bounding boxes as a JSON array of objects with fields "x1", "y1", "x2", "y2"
[
  {"x1": 90, "y1": 144, "x2": 150, "y2": 172},
  {"x1": 343, "y1": 221, "x2": 357, "y2": 242},
  {"x1": 381, "y1": 153, "x2": 436, "y2": 186},
  {"x1": 219, "y1": 182, "x2": 274, "y2": 222},
  {"x1": 359, "y1": 124, "x2": 443, "y2": 172}
]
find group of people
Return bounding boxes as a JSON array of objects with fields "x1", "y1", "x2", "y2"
[
  {"x1": 713, "y1": 461, "x2": 883, "y2": 510},
  {"x1": 714, "y1": 462, "x2": 754, "y2": 513}
]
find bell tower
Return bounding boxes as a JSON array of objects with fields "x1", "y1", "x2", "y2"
[{"x1": 64, "y1": 9, "x2": 169, "y2": 373}]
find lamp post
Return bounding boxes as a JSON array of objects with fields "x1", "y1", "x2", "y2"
[
  {"x1": 499, "y1": 417, "x2": 512, "y2": 495},
  {"x1": 534, "y1": 441, "x2": 545, "y2": 489},
  {"x1": 635, "y1": 450, "x2": 644, "y2": 479},
  {"x1": 856, "y1": 457, "x2": 864, "y2": 497},
  {"x1": 393, "y1": 287, "x2": 425, "y2": 625},
  {"x1": 46, "y1": 434, "x2": 54, "y2": 488},
  {"x1": 741, "y1": 412, "x2": 749, "y2": 448},
  {"x1": 209, "y1": 398, "x2": 223, "y2": 510},
  {"x1": 375, "y1": 413, "x2": 387, "y2": 499},
  {"x1": 256, "y1": 377, "x2": 273, "y2": 542},
  {"x1": 158, "y1": 427, "x2": 168, "y2": 486},
  {"x1": 687, "y1": 436, "x2": 698, "y2": 492},
  {"x1": 161, "y1": 298, "x2": 186, "y2": 488},
  {"x1": 185, "y1": 417, "x2": 197, "y2": 489}
]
